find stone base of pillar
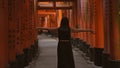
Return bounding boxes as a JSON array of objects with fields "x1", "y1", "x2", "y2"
[
  {"x1": 102, "y1": 53, "x2": 109, "y2": 68},
  {"x1": 82, "y1": 41, "x2": 87, "y2": 53},
  {"x1": 102, "y1": 53, "x2": 120, "y2": 68},
  {"x1": 85, "y1": 44, "x2": 90, "y2": 57},
  {"x1": 16, "y1": 54, "x2": 25, "y2": 68},
  {"x1": 35, "y1": 40, "x2": 38, "y2": 51},
  {"x1": 89, "y1": 48, "x2": 94, "y2": 62},
  {"x1": 31, "y1": 45, "x2": 35, "y2": 58},
  {"x1": 8, "y1": 61, "x2": 17, "y2": 68},
  {"x1": 94, "y1": 48, "x2": 104, "y2": 66},
  {"x1": 108, "y1": 59, "x2": 120, "y2": 68},
  {"x1": 78, "y1": 40, "x2": 83, "y2": 51},
  {"x1": 23, "y1": 48, "x2": 30, "y2": 66}
]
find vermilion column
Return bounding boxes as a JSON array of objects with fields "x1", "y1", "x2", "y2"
[
  {"x1": 72, "y1": 0, "x2": 78, "y2": 38},
  {"x1": 8, "y1": 0, "x2": 16, "y2": 64},
  {"x1": 94, "y1": 0, "x2": 104, "y2": 48},
  {"x1": 87, "y1": 0, "x2": 92, "y2": 45},
  {"x1": 79, "y1": 17, "x2": 84, "y2": 40},
  {"x1": 110, "y1": 0, "x2": 120, "y2": 60},
  {"x1": 57, "y1": 10, "x2": 62, "y2": 27},
  {"x1": 27, "y1": 0, "x2": 31, "y2": 49},
  {"x1": 107, "y1": 0, "x2": 120, "y2": 68},
  {"x1": 19, "y1": 0, "x2": 24, "y2": 55},
  {"x1": 24, "y1": 0, "x2": 30, "y2": 49},
  {"x1": 89, "y1": 0, "x2": 96, "y2": 61},
  {"x1": 0, "y1": 0, "x2": 8, "y2": 68},
  {"x1": 21, "y1": 0, "x2": 26, "y2": 55},
  {"x1": 102, "y1": 0, "x2": 111, "y2": 68},
  {"x1": 81, "y1": 0, "x2": 91, "y2": 46},
  {"x1": 94, "y1": 0, "x2": 104, "y2": 66},
  {"x1": 83, "y1": 0, "x2": 88, "y2": 43},
  {"x1": 103, "y1": 0, "x2": 120, "y2": 68},
  {"x1": 12, "y1": 1, "x2": 26, "y2": 67},
  {"x1": 81, "y1": 0, "x2": 88, "y2": 42},
  {"x1": 14, "y1": 0, "x2": 23, "y2": 56},
  {"x1": 33, "y1": 0, "x2": 38, "y2": 54},
  {"x1": 31, "y1": 0, "x2": 36, "y2": 45},
  {"x1": 84, "y1": 0, "x2": 93, "y2": 58},
  {"x1": 29, "y1": 0, "x2": 34, "y2": 47},
  {"x1": 77, "y1": 0, "x2": 82, "y2": 39}
]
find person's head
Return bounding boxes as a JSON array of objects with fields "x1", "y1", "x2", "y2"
[{"x1": 60, "y1": 17, "x2": 69, "y2": 28}]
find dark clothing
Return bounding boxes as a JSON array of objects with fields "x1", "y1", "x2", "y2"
[{"x1": 57, "y1": 28, "x2": 75, "y2": 68}]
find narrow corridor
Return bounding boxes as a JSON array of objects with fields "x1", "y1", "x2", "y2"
[
  {"x1": 1, "y1": 0, "x2": 120, "y2": 68},
  {"x1": 25, "y1": 34, "x2": 102, "y2": 68}
]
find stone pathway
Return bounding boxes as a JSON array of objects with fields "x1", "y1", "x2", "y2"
[{"x1": 25, "y1": 34, "x2": 102, "y2": 68}]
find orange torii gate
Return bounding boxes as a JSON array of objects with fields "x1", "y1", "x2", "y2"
[
  {"x1": 75, "y1": 0, "x2": 104, "y2": 66},
  {"x1": 75, "y1": 0, "x2": 120, "y2": 67},
  {"x1": 0, "y1": 0, "x2": 38, "y2": 68},
  {"x1": 92, "y1": 0, "x2": 104, "y2": 66},
  {"x1": 103, "y1": 0, "x2": 120, "y2": 68},
  {"x1": 8, "y1": 0, "x2": 17, "y2": 67}
]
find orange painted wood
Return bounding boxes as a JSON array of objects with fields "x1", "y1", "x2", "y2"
[
  {"x1": 30, "y1": 0, "x2": 36, "y2": 46},
  {"x1": 71, "y1": 0, "x2": 78, "y2": 38},
  {"x1": 0, "y1": 0, "x2": 9, "y2": 68},
  {"x1": 94, "y1": 0, "x2": 104, "y2": 48},
  {"x1": 80, "y1": 18, "x2": 84, "y2": 40},
  {"x1": 102, "y1": 0, "x2": 111, "y2": 54},
  {"x1": 23, "y1": 0, "x2": 31, "y2": 49},
  {"x1": 76, "y1": 0, "x2": 83, "y2": 39},
  {"x1": 89, "y1": 0, "x2": 96, "y2": 48},
  {"x1": 15, "y1": 0, "x2": 24, "y2": 55},
  {"x1": 21, "y1": 0, "x2": 26, "y2": 52},
  {"x1": 109, "y1": 0, "x2": 120, "y2": 60},
  {"x1": 81, "y1": 0, "x2": 87, "y2": 42},
  {"x1": 86, "y1": 0, "x2": 92, "y2": 45},
  {"x1": 8, "y1": 0, "x2": 17, "y2": 62},
  {"x1": 80, "y1": 0, "x2": 88, "y2": 42},
  {"x1": 83, "y1": 19, "x2": 87, "y2": 42}
]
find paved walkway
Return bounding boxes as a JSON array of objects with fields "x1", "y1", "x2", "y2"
[{"x1": 25, "y1": 34, "x2": 102, "y2": 68}]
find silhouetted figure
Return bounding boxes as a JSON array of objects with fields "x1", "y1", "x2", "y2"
[
  {"x1": 37, "y1": 17, "x2": 93, "y2": 68},
  {"x1": 57, "y1": 17, "x2": 75, "y2": 68}
]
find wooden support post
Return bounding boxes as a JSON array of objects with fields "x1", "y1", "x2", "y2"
[
  {"x1": 89, "y1": 0, "x2": 96, "y2": 62},
  {"x1": 78, "y1": 0, "x2": 88, "y2": 53},
  {"x1": 110, "y1": 0, "x2": 120, "y2": 61},
  {"x1": 21, "y1": 0, "x2": 26, "y2": 60},
  {"x1": 102, "y1": 0, "x2": 111, "y2": 68},
  {"x1": 102, "y1": 0, "x2": 120, "y2": 68},
  {"x1": 72, "y1": 0, "x2": 78, "y2": 38},
  {"x1": 0, "y1": 0, "x2": 9, "y2": 68},
  {"x1": 93, "y1": 0, "x2": 104, "y2": 66},
  {"x1": 77, "y1": 0, "x2": 81, "y2": 39},
  {"x1": 84, "y1": 0, "x2": 91, "y2": 57},
  {"x1": 8, "y1": 1, "x2": 17, "y2": 67}
]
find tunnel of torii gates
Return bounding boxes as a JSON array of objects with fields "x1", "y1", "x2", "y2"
[{"x1": 0, "y1": 0, "x2": 120, "y2": 68}]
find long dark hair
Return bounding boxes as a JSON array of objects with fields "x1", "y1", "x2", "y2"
[
  {"x1": 58, "y1": 17, "x2": 71, "y2": 39},
  {"x1": 59, "y1": 17, "x2": 70, "y2": 29}
]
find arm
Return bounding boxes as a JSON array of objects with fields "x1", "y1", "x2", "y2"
[
  {"x1": 71, "y1": 28, "x2": 94, "y2": 33},
  {"x1": 36, "y1": 27, "x2": 58, "y2": 31}
]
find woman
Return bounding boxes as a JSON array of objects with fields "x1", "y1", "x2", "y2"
[
  {"x1": 57, "y1": 17, "x2": 75, "y2": 68},
  {"x1": 37, "y1": 17, "x2": 93, "y2": 68}
]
